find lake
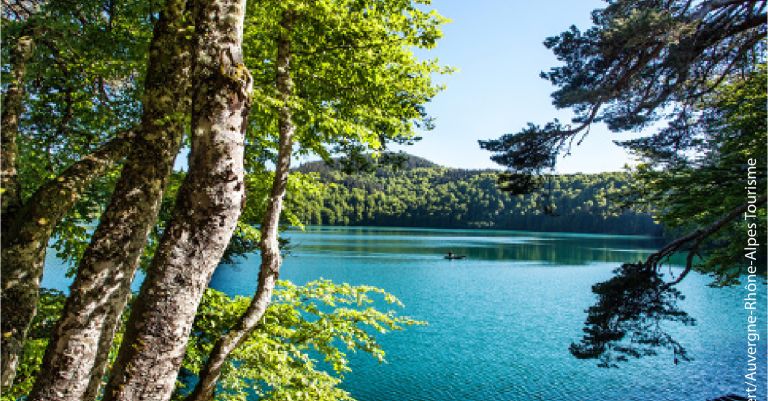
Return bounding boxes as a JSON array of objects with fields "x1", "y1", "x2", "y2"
[{"x1": 44, "y1": 226, "x2": 766, "y2": 400}]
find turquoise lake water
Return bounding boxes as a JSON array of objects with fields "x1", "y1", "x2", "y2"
[{"x1": 43, "y1": 226, "x2": 766, "y2": 400}]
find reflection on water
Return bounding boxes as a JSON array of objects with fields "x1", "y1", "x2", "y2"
[
  {"x1": 290, "y1": 226, "x2": 663, "y2": 265},
  {"x1": 41, "y1": 226, "x2": 766, "y2": 400},
  {"x1": 570, "y1": 263, "x2": 696, "y2": 368},
  {"x1": 208, "y1": 226, "x2": 767, "y2": 401}
]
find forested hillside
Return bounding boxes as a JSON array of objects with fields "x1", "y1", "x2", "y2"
[{"x1": 293, "y1": 155, "x2": 661, "y2": 235}]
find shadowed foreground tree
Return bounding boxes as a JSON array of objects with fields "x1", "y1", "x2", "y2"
[
  {"x1": 480, "y1": 0, "x2": 765, "y2": 193},
  {"x1": 621, "y1": 65, "x2": 768, "y2": 284},
  {"x1": 478, "y1": 0, "x2": 766, "y2": 367},
  {"x1": 571, "y1": 192, "x2": 766, "y2": 367},
  {"x1": 182, "y1": 6, "x2": 297, "y2": 399},
  {"x1": 1, "y1": 19, "x2": 33, "y2": 219},
  {"x1": 26, "y1": 0, "x2": 193, "y2": 397},
  {"x1": 0, "y1": 133, "x2": 131, "y2": 388},
  {"x1": 570, "y1": 194, "x2": 766, "y2": 366},
  {"x1": 3, "y1": 0, "x2": 444, "y2": 398},
  {"x1": 1, "y1": 289, "x2": 68, "y2": 400},
  {"x1": 1, "y1": 0, "x2": 151, "y2": 386},
  {"x1": 3, "y1": 0, "x2": 445, "y2": 398},
  {"x1": 480, "y1": 0, "x2": 766, "y2": 274}
]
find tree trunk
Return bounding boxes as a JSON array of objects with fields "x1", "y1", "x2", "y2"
[
  {"x1": 186, "y1": 11, "x2": 294, "y2": 401},
  {"x1": 27, "y1": 1, "x2": 193, "y2": 399},
  {"x1": 81, "y1": 285, "x2": 131, "y2": 401},
  {"x1": 1, "y1": 29, "x2": 34, "y2": 224},
  {"x1": 101, "y1": 0, "x2": 251, "y2": 398},
  {"x1": 0, "y1": 134, "x2": 132, "y2": 389}
]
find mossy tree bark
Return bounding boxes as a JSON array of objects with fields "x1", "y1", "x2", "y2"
[
  {"x1": 0, "y1": 28, "x2": 33, "y2": 221},
  {"x1": 0, "y1": 133, "x2": 132, "y2": 389},
  {"x1": 101, "y1": 0, "x2": 251, "y2": 398},
  {"x1": 0, "y1": 23, "x2": 35, "y2": 389},
  {"x1": 185, "y1": 10, "x2": 295, "y2": 401},
  {"x1": 26, "y1": 1, "x2": 193, "y2": 399}
]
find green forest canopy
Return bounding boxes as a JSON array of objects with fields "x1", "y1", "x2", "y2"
[{"x1": 292, "y1": 153, "x2": 661, "y2": 236}]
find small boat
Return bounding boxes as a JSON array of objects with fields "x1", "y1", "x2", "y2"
[{"x1": 444, "y1": 254, "x2": 466, "y2": 260}]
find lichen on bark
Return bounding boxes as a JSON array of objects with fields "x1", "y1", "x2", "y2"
[
  {"x1": 101, "y1": 0, "x2": 252, "y2": 399},
  {"x1": 27, "y1": 0, "x2": 193, "y2": 399},
  {"x1": 0, "y1": 30, "x2": 34, "y2": 222},
  {"x1": 186, "y1": 9, "x2": 295, "y2": 400},
  {"x1": 1, "y1": 133, "x2": 132, "y2": 390}
]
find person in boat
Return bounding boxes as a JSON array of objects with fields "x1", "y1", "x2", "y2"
[{"x1": 445, "y1": 251, "x2": 465, "y2": 259}]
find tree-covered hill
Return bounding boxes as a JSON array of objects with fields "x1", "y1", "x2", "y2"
[{"x1": 292, "y1": 154, "x2": 661, "y2": 236}]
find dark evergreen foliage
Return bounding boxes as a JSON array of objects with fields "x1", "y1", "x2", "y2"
[{"x1": 480, "y1": 0, "x2": 766, "y2": 191}]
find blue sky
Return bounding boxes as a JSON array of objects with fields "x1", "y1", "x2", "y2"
[{"x1": 393, "y1": 0, "x2": 642, "y2": 173}]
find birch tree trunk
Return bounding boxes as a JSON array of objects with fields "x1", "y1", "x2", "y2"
[
  {"x1": 27, "y1": 1, "x2": 193, "y2": 399},
  {"x1": 101, "y1": 0, "x2": 251, "y2": 398},
  {"x1": 0, "y1": 29, "x2": 33, "y2": 220},
  {"x1": 0, "y1": 134, "x2": 132, "y2": 389},
  {"x1": 185, "y1": 11, "x2": 295, "y2": 401}
]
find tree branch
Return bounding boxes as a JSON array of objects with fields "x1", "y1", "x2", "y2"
[
  {"x1": 1, "y1": 130, "x2": 133, "y2": 388},
  {"x1": 643, "y1": 194, "x2": 768, "y2": 286}
]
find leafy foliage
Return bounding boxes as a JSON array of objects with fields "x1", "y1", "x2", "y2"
[
  {"x1": 136, "y1": 170, "x2": 324, "y2": 268},
  {"x1": 5, "y1": 282, "x2": 419, "y2": 401},
  {"x1": 2, "y1": 0, "x2": 154, "y2": 272},
  {"x1": 177, "y1": 281, "x2": 423, "y2": 401},
  {"x1": 5, "y1": 0, "x2": 151, "y2": 188},
  {"x1": 570, "y1": 65, "x2": 767, "y2": 369},
  {"x1": 4, "y1": 0, "x2": 444, "y2": 396},
  {"x1": 241, "y1": 0, "x2": 450, "y2": 167},
  {"x1": 15, "y1": 0, "x2": 450, "y2": 274}
]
